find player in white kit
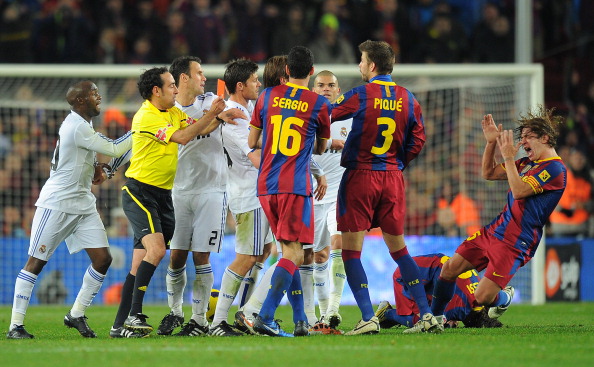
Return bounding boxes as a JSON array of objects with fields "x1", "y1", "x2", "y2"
[
  {"x1": 7, "y1": 81, "x2": 133, "y2": 339},
  {"x1": 157, "y1": 56, "x2": 246, "y2": 337},
  {"x1": 199, "y1": 58, "x2": 269, "y2": 336},
  {"x1": 309, "y1": 71, "x2": 352, "y2": 334}
]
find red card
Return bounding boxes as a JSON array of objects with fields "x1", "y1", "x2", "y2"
[{"x1": 217, "y1": 79, "x2": 226, "y2": 98}]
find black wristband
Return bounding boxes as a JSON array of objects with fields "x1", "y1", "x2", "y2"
[{"x1": 216, "y1": 116, "x2": 225, "y2": 125}]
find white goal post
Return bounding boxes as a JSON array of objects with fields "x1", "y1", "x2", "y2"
[{"x1": 0, "y1": 63, "x2": 545, "y2": 305}]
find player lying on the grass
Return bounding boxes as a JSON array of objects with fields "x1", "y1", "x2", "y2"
[
  {"x1": 429, "y1": 108, "x2": 566, "y2": 330},
  {"x1": 7, "y1": 81, "x2": 133, "y2": 339},
  {"x1": 375, "y1": 253, "x2": 503, "y2": 330}
]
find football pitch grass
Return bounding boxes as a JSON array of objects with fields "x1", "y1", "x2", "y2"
[{"x1": 1, "y1": 303, "x2": 593, "y2": 367}]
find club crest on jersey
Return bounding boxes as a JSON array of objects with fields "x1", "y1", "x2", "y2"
[
  {"x1": 340, "y1": 127, "x2": 348, "y2": 138},
  {"x1": 39, "y1": 245, "x2": 46, "y2": 254},
  {"x1": 538, "y1": 170, "x2": 551, "y2": 182},
  {"x1": 156, "y1": 128, "x2": 168, "y2": 141}
]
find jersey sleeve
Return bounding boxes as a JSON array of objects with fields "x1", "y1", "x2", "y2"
[
  {"x1": 249, "y1": 93, "x2": 265, "y2": 130},
  {"x1": 331, "y1": 88, "x2": 361, "y2": 122},
  {"x1": 317, "y1": 99, "x2": 332, "y2": 140},
  {"x1": 522, "y1": 160, "x2": 566, "y2": 194},
  {"x1": 75, "y1": 123, "x2": 133, "y2": 157},
  {"x1": 402, "y1": 94, "x2": 426, "y2": 169}
]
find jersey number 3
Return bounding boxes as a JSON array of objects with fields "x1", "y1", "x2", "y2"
[
  {"x1": 270, "y1": 115, "x2": 303, "y2": 156},
  {"x1": 371, "y1": 117, "x2": 396, "y2": 155}
]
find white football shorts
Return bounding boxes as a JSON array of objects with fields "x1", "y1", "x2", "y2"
[
  {"x1": 170, "y1": 191, "x2": 227, "y2": 252},
  {"x1": 233, "y1": 207, "x2": 274, "y2": 256},
  {"x1": 313, "y1": 201, "x2": 340, "y2": 253},
  {"x1": 28, "y1": 207, "x2": 108, "y2": 261}
]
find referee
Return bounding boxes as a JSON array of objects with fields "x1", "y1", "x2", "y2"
[{"x1": 110, "y1": 67, "x2": 227, "y2": 337}]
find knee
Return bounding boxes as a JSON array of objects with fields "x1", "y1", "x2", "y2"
[
  {"x1": 92, "y1": 252, "x2": 112, "y2": 273},
  {"x1": 314, "y1": 251, "x2": 328, "y2": 264}
]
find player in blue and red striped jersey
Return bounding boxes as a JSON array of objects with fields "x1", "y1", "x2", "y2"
[
  {"x1": 375, "y1": 253, "x2": 503, "y2": 330},
  {"x1": 248, "y1": 46, "x2": 331, "y2": 337},
  {"x1": 430, "y1": 108, "x2": 566, "y2": 329},
  {"x1": 330, "y1": 40, "x2": 440, "y2": 335}
]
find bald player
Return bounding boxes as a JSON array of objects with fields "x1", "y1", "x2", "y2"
[{"x1": 7, "y1": 81, "x2": 133, "y2": 339}]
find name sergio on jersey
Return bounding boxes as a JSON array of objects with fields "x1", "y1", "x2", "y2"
[
  {"x1": 272, "y1": 97, "x2": 308, "y2": 112},
  {"x1": 374, "y1": 97, "x2": 403, "y2": 111}
]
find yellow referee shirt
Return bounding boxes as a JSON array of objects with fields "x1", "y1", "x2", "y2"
[{"x1": 125, "y1": 100, "x2": 190, "y2": 189}]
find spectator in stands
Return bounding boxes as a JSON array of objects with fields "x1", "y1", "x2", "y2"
[
  {"x1": 126, "y1": 0, "x2": 168, "y2": 64},
  {"x1": 0, "y1": 2, "x2": 33, "y2": 62},
  {"x1": 549, "y1": 149, "x2": 592, "y2": 237},
  {"x1": 184, "y1": 0, "x2": 226, "y2": 63},
  {"x1": 32, "y1": 2, "x2": 96, "y2": 63},
  {"x1": 308, "y1": 13, "x2": 356, "y2": 64},
  {"x1": 165, "y1": 11, "x2": 191, "y2": 62},
  {"x1": 413, "y1": 8, "x2": 469, "y2": 63},
  {"x1": 96, "y1": 27, "x2": 128, "y2": 64},
  {"x1": 231, "y1": 0, "x2": 275, "y2": 62},
  {"x1": 270, "y1": 3, "x2": 310, "y2": 56},
  {"x1": 436, "y1": 180, "x2": 481, "y2": 237},
  {"x1": 472, "y1": 11, "x2": 514, "y2": 62},
  {"x1": 370, "y1": 0, "x2": 415, "y2": 63}
]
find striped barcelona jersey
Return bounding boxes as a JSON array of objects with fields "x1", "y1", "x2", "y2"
[
  {"x1": 125, "y1": 100, "x2": 191, "y2": 190},
  {"x1": 485, "y1": 156, "x2": 566, "y2": 257},
  {"x1": 393, "y1": 253, "x2": 481, "y2": 321},
  {"x1": 331, "y1": 74, "x2": 425, "y2": 171},
  {"x1": 250, "y1": 82, "x2": 331, "y2": 196}
]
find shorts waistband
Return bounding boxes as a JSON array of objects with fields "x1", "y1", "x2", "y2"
[{"x1": 125, "y1": 178, "x2": 171, "y2": 195}]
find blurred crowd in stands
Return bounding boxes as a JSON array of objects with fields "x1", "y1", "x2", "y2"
[{"x1": 0, "y1": 0, "x2": 593, "y2": 239}]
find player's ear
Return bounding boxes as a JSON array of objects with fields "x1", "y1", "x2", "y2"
[{"x1": 309, "y1": 67, "x2": 314, "y2": 76}]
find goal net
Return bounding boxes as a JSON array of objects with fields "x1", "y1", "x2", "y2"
[{"x1": 0, "y1": 63, "x2": 544, "y2": 306}]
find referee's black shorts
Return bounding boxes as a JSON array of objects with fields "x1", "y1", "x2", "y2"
[{"x1": 122, "y1": 178, "x2": 175, "y2": 249}]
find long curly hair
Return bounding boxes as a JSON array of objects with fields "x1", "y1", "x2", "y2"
[{"x1": 515, "y1": 105, "x2": 565, "y2": 148}]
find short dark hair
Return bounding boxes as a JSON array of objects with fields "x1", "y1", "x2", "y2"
[
  {"x1": 224, "y1": 58, "x2": 259, "y2": 94},
  {"x1": 137, "y1": 67, "x2": 169, "y2": 100},
  {"x1": 263, "y1": 55, "x2": 288, "y2": 88},
  {"x1": 169, "y1": 56, "x2": 202, "y2": 86},
  {"x1": 515, "y1": 105, "x2": 564, "y2": 148},
  {"x1": 358, "y1": 40, "x2": 395, "y2": 75},
  {"x1": 287, "y1": 46, "x2": 313, "y2": 80}
]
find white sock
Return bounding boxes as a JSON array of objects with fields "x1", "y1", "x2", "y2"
[
  {"x1": 192, "y1": 264, "x2": 213, "y2": 326},
  {"x1": 70, "y1": 265, "x2": 105, "y2": 318},
  {"x1": 327, "y1": 249, "x2": 345, "y2": 315},
  {"x1": 313, "y1": 260, "x2": 330, "y2": 319},
  {"x1": 242, "y1": 262, "x2": 276, "y2": 316},
  {"x1": 299, "y1": 264, "x2": 316, "y2": 325},
  {"x1": 166, "y1": 265, "x2": 187, "y2": 317},
  {"x1": 10, "y1": 270, "x2": 37, "y2": 329},
  {"x1": 212, "y1": 267, "x2": 243, "y2": 327},
  {"x1": 237, "y1": 262, "x2": 263, "y2": 308}
]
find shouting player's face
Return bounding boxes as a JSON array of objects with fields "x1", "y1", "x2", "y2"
[{"x1": 313, "y1": 75, "x2": 340, "y2": 103}]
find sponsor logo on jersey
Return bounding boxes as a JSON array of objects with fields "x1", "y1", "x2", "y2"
[
  {"x1": 538, "y1": 169, "x2": 551, "y2": 182},
  {"x1": 492, "y1": 271, "x2": 505, "y2": 278},
  {"x1": 138, "y1": 286, "x2": 147, "y2": 291},
  {"x1": 336, "y1": 94, "x2": 345, "y2": 104}
]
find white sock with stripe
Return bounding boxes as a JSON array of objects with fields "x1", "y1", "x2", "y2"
[
  {"x1": 71, "y1": 265, "x2": 105, "y2": 318},
  {"x1": 10, "y1": 270, "x2": 37, "y2": 329},
  {"x1": 212, "y1": 267, "x2": 243, "y2": 327},
  {"x1": 166, "y1": 265, "x2": 187, "y2": 317},
  {"x1": 192, "y1": 264, "x2": 213, "y2": 326}
]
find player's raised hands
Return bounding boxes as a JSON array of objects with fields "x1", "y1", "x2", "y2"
[
  {"x1": 482, "y1": 114, "x2": 503, "y2": 143},
  {"x1": 496, "y1": 129, "x2": 521, "y2": 161},
  {"x1": 209, "y1": 96, "x2": 227, "y2": 116}
]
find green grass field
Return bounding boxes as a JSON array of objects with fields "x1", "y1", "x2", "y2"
[{"x1": 1, "y1": 303, "x2": 593, "y2": 367}]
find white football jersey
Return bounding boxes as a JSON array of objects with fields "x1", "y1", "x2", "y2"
[
  {"x1": 221, "y1": 99, "x2": 260, "y2": 214},
  {"x1": 313, "y1": 117, "x2": 352, "y2": 204},
  {"x1": 174, "y1": 93, "x2": 228, "y2": 195},
  {"x1": 36, "y1": 111, "x2": 133, "y2": 214}
]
